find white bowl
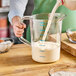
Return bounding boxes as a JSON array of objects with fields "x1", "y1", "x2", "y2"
[{"x1": 0, "y1": 38, "x2": 14, "y2": 53}]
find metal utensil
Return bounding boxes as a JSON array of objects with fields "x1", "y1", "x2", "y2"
[
  {"x1": 0, "y1": 38, "x2": 14, "y2": 53},
  {"x1": 66, "y1": 29, "x2": 76, "y2": 43}
]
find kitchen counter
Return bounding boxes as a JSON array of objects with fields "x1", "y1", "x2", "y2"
[{"x1": 0, "y1": 44, "x2": 76, "y2": 76}]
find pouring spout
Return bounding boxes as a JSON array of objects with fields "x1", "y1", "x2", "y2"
[{"x1": 57, "y1": 14, "x2": 67, "y2": 22}]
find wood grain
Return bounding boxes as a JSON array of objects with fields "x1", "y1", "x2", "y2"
[
  {"x1": 0, "y1": 44, "x2": 76, "y2": 76},
  {"x1": 61, "y1": 33, "x2": 76, "y2": 56}
]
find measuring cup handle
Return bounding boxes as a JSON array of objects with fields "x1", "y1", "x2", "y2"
[{"x1": 19, "y1": 16, "x2": 31, "y2": 46}]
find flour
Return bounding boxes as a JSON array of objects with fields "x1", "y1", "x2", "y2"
[
  {"x1": 0, "y1": 41, "x2": 13, "y2": 52},
  {"x1": 32, "y1": 41, "x2": 60, "y2": 63},
  {"x1": 51, "y1": 71, "x2": 76, "y2": 76}
]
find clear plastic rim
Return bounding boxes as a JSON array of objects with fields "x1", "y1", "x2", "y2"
[
  {"x1": 31, "y1": 13, "x2": 65, "y2": 20},
  {"x1": 0, "y1": 38, "x2": 14, "y2": 44}
]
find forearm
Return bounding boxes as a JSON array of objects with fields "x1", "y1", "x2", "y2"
[
  {"x1": 64, "y1": 0, "x2": 76, "y2": 10},
  {"x1": 8, "y1": 0, "x2": 28, "y2": 24}
]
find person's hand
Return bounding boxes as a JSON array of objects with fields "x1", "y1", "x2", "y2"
[
  {"x1": 62, "y1": 0, "x2": 76, "y2": 10},
  {"x1": 12, "y1": 16, "x2": 26, "y2": 37},
  {"x1": 57, "y1": 0, "x2": 76, "y2": 10}
]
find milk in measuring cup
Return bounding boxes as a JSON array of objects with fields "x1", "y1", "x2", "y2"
[{"x1": 32, "y1": 41, "x2": 60, "y2": 63}]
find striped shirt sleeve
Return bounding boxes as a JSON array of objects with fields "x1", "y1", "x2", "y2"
[{"x1": 8, "y1": 0, "x2": 28, "y2": 24}]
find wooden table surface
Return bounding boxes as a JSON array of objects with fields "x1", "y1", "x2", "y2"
[
  {"x1": 0, "y1": 44, "x2": 76, "y2": 76},
  {"x1": 61, "y1": 33, "x2": 76, "y2": 56}
]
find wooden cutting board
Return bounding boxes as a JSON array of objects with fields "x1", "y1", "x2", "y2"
[{"x1": 61, "y1": 33, "x2": 76, "y2": 56}]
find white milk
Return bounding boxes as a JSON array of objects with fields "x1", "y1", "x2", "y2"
[
  {"x1": 32, "y1": 41, "x2": 60, "y2": 63},
  {"x1": 42, "y1": 0, "x2": 61, "y2": 41}
]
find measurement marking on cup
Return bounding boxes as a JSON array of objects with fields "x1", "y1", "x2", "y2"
[
  {"x1": 39, "y1": 45, "x2": 45, "y2": 46},
  {"x1": 40, "y1": 22, "x2": 46, "y2": 24},
  {"x1": 40, "y1": 29, "x2": 45, "y2": 31},
  {"x1": 40, "y1": 56, "x2": 45, "y2": 58},
  {"x1": 40, "y1": 25, "x2": 45, "y2": 26},
  {"x1": 40, "y1": 34, "x2": 43, "y2": 36},
  {"x1": 40, "y1": 50, "x2": 45, "y2": 52},
  {"x1": 40, "y1": 22, "x2": 46, "y2": 26},
  {"x1": 40, "y1": 22, "x2": 44, "y2": 24},
  {"x1": 40, "y1": 40, "x2": 45, "y2": 41}
]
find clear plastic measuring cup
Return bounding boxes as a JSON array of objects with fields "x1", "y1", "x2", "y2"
[{"x1": 19, "y1": 13, "x2": 65, "y2": 63}]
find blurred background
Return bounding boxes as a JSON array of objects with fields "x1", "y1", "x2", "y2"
[{"x1": 0, "y1": 0, "x2": 34, "y2": 44}]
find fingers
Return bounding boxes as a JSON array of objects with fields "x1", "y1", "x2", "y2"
[
  {"x1": 15, "y1": 34, "x2": 22, "y2": 37},
  {"x1": 13, "y1": 22, "x2": 26, "y2": 37},
  {"x1": 15, "y1": 28, "x2": 24, "y2": 34},
  {"x1": 16, "y1": 28, "x2": 24, "y2": 33},
  {"x1": 21, "y1": 23, "x2": 26, "y2": 28},
  {"x1": 14, "y1": 28, "x2": 24, "y2": 37},
  {"x1": 16, "y1": 22, "x2": 26, "y2": 29}
]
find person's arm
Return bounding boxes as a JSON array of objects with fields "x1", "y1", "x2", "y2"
[
  {"x1": 64, "y1": 0, "x2": 76, "y2": 10},
  {"x1": 8, "y1": 0, "x2": 28, "y2": 37},
  {"x1": 8, "y1": 0, "x2": 28, "y2": 24}
]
